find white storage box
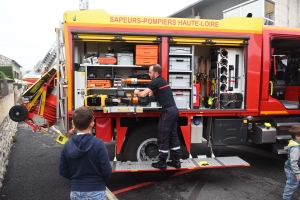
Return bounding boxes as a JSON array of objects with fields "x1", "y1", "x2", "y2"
[
  {"x1": 169, "y1": 57, "x2": 191, "y2": 71},
  {"x1": 169, "y1": 46, "x2": 191, "y2": 54},
  {"x1": 169, "y1": 74, "x2": 190, "y2": 87},
  {"x1": 117, "y1": 53, "x2": 133, "y2": 65},
  {"x1": 173, "y1": 91, "x2": 190, "y2": 109}
]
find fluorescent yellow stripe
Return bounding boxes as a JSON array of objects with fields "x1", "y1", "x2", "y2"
[
  {"x1": 171, "y1": 37, "x2": 246, "y2": 45},
  {"x1": 76, "y1": 34, "x2": 158, "y2": 42},
  {"x1": 260, "y1": 111, "x2": 288, "y2": 115}
]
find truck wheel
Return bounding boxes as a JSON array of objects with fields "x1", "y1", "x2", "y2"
[
  {"x1": 9, "y1": 105, "x2": 28, "y2": 122},
  {"x1": 122, "y1": 124, "x2": 176, "y2": 181},
  {"x1": 122, "y1": 124, "x2": 189, "y2": 162},
  {"x1": 122, "y1": 124, "x2": 163, "y2": 162}
]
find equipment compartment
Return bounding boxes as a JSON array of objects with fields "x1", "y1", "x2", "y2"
[
  {"x1": 135, "y1": 56, "x2": 158, "y2": 66},
  {"x1": 136, "y1": 45, "x2": 158, "y2": 56},
  {"x1": 212, "y1": 117, "x2": 247, "y2": 146},
  {"x1": 169, "y1": 46, "x2": 191, "y2": 54},
  {"x1": 117, "y1": 53, "x2": 134, "y2": 65},
  {"x1": 173, "y1": 91, "x2": 190, "y2": 109},
  {"x1": 169, "y1": 74, "x2": 190, "y2": 87},
  {"x1": 169, "y1": 57, "x2": 191, "y2": 71},
  {"x1": 87, "y1": 80, "x2": 111, "y2": 88}
]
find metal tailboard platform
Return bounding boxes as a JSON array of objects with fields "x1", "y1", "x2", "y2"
[{"x1": 111, "y1": 156, "x2": 250, "y2": 172}]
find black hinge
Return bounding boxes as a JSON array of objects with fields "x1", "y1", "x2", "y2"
[
  {"x1": 240, "y1": 40, "x2": 249, "y2": 45},
  {"x1": 168, "y1": 37, "x2": 177, "y2": 43},
  {"x1": 111, "y1": 36, "x2": 126, "y2": 41},
  {"x1": 153, "y1": 37, "x2": 162, "y2": 42},
  {"x1": 202, "y1": 39, "x2": 216, "y2": 44}
]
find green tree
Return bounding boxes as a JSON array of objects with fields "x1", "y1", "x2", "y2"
[{"x1": 0, "y1": 71, "x2": 7, "y2": 79}]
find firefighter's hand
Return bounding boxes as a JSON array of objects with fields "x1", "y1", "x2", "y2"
[
  {"x1": 134, "y1": 89, "x2": 140, "y2": 95},
  {"x1": 297, "y1": 175, "x2": 300, "y2": 182}
]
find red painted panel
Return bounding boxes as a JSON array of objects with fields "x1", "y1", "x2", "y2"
[
  {"x1": 180, "y1": 119, "x2": 191, "y2": 152},
  {"x1": 260, "y1": 97, "x2": 288, "y2": 114},
  {"x1": 161, "y1": 37, "x2": 168, "y2": 80},
  {"x1": 95, "y1": 118, "x2": 112, "y2": 142},
  {"x1": 116, "y1": 117, "x2": 128, "y2": 154},
  {"x1": 246, "y1": 34, "x2": 262, "y2": 111},
  {"x1": 285, "y1": 86, "x2": 300, "y2": 101}
]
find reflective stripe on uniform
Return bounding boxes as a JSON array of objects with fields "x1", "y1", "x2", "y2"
[
  {"x1": 170, "y1": 146, "x2": 180, "y2": 150},
  {"x1": 159, "y1": 150, "x2": 169, "y2": 153},
  {"x1": 152, "y1": 84, "x2": 170, "y2": 93}
]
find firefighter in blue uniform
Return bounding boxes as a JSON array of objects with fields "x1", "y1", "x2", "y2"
[{"x1": 134, "y1": 64, "x2": 181, "y2": 169}]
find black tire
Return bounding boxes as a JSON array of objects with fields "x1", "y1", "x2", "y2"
[
  {"x1": 122, "y1": 124, "x2": 158, "y2": 162},
  {"x1": 122, "y1": 124, "x2": 176, "y2": 181},
  {"x1": 9, "y1": 105, "x2": 28, "y2": 122},
  {"x1": 122, "y1": 124, "x2": 189, "y2": 161},
  {"x1": 122, "y1": 123, "x2": 189, "y2": 181}
]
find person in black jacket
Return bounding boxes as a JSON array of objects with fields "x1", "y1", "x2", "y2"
[
  {"x1": 134, "y1": 64, "x2": 181, "y2": 169},
  {"x1": 59, "y1": 106, "x2": 112, "y2": 200}
]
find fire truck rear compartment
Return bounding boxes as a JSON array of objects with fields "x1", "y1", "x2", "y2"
[
  {"x1": 71, "y1": 36, "x2": 249, "y2": 163},
  {"x1": 73, "y1": 37, "x2": 247, "y2": 111}
]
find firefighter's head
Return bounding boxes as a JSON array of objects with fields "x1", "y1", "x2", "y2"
[
  {"x1": 149, "y1": 64, "x2": 162, "y2": 79},
  {"x1": 72, "y1": 106, "x2": 94, "y2": 132}
]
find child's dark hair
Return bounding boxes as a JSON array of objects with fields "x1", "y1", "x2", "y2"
[
  {"x1": 288, "y1": 125, "x2": 300, "y2": 139},
  {"x1": 72, "y1": 106, "x2": 94, "y2": 131}
]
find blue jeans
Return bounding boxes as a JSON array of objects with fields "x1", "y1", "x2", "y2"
[
  {"x1": 283, "y1": 168, "x2": 300, "y2": 200},
  {"x1": 70, "y1": 191, "x2": 106, "y2": 200}
]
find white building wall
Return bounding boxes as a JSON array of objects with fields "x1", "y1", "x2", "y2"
[{"x1": 275, "y1": 0, "x2": 300, "y2": 27}]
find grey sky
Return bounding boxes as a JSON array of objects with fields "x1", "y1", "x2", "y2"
[{"x1": 0, "y1": 0, "x2": 198, "y2": 72}]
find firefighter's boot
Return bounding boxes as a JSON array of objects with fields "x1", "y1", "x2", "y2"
[
  {"x1": 151, "y1": 158, "x2": 167, "y2": 169},
  {"x1": 167, "y1": 159, "x2": 181, "y2": 169}
]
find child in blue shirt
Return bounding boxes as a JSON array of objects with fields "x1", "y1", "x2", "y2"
[
  {"x1": 59, "y1": 106, "x2": 112, "y2": 200},
  {"x1": 283, "y1": 125, "x2": 300, "y2": 200}
]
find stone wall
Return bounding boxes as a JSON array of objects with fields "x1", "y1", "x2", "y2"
[{"x1": 0, "y1": 91, "x2": 22, "y2": 189}]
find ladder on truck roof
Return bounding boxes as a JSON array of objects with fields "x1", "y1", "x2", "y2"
[{"x1": 34, "y1": 41, "x2": 57, "y2": 74}]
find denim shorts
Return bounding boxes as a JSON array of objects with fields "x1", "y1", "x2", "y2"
[{"x1": 70, "y1": 190, "x2": 106, "y2": 200}]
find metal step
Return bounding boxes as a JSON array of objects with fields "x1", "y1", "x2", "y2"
[
  {"x1": 111, "y1": 156, "x2": 249, "y2": 173},
  {"x1": 272, "y1": 117, "x2": 300, "y2": 127},
  {"x1": 276, "y1": 135, "x2": 292, "y2": 140},
  {"x1": 276, "y1": 122, "x2": 300, "y2": 127},
  {"x1": 279, "y1": 100, "x2": 299, "y2": 110},
  {"x1": 272, "y1": 143, "x2": 288, "y2": 154}
]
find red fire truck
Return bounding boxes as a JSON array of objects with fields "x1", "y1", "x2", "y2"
[{"x1": 9, "y1": 9, "x2": 300, "y2": 172}]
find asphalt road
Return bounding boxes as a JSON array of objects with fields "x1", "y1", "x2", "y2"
[{"x1": 0, "y1": 122, "x2": 300, "y2": 200}]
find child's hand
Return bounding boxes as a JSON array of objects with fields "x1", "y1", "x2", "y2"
[{"x1": 297, "y1": 175, "x2": 300, "y2": 182}]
